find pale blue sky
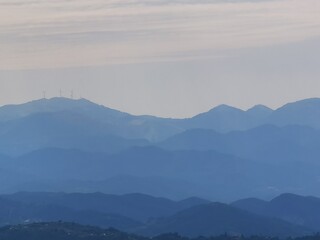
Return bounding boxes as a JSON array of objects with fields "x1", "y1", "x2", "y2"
[{"x1": 1, "y1": 0, "x2": 320, "y2": 117}]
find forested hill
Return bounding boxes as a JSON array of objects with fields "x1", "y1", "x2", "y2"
[{"x1": 0, "y1": 222, "x2": 319, "y2": 240}]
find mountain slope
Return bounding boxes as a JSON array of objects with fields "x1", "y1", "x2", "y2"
[
  {"x1": 159, "y1": 125, "x2": 320, "y2": 164},
  {"x1": 0, "y1": 222, "x2": 147, "y2": 240},
  {"x1": 0, "y1": 98, "x2": 130, "y2": 123},
  {"x1": 183, "y1": 98, "x2": 320, "y2": 132},
  {"x1": 182, "y1": 104, "x2": 271, "y2": 133},
  {"x1": 3, "y1": 146, "x2": 318, "y2": 201},
  {"x1": 0, "y1": 111, "x2": 149, "y2": 156},
  {"x1": 0, "y1": 197, "x2": 141, "y2": 230},
  {"x1": 0, "y1": 193, "x2": 316, "y2": 238},
  {"x1": 1, "y1": 222, "x2": 319, "y2": 240},
  {"x1": 3, "y1": 97, "x2": 320, "y2": 146},
  {"x1": 267, "y1": 98, "x2": 320, "y2": 129},
  {"x1": 2, "y1": 192, "x2": 210, "y2": 223},
  {"x1": 3, "y1": 97, "x2": 320, "y2": 156},
  {"x1": 137, "y1": 203, "x2": 310, "y2": 237},
  {"x1": 232, "y1": 193, "x2": 320, "y2": 231}
]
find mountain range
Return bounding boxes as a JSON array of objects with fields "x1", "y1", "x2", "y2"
[
  {"x1": 3, "y1": 146, "x2": 315, "y2": 201},
  {"x1": 232, "y1": 193, "x2": 320, "y2": 231},
  {"x1": 2, "y1": 222, "x2": 318, "y2": 240},
  {"x1": 0, "y1": 192, "x2": 318, "y2": 238},
  {"x1": 2, "y1": 97, "x2": 320, "y2": 147},
  {"x1": 1, "y1": 97, "x2": 320, "y2": 200}
]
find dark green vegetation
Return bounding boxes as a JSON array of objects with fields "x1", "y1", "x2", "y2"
[{"x1": 0, "y1": 222, "x2": 318, "y2": 240}]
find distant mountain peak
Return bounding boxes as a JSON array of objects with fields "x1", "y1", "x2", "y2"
[
  {"x1": 247, "y1": 104, "x2": 273, "y2": 113},
  {"x1": 0, "y1": 97, "x2": 130, "y2": 123},
  {"x1": 21, "y1": 97, "x2": 89, "y2": 104},
  {"x1": 271, "y1": 193, "x2": 305, "y2": 202},
  {"x1": 209, "y1": 104, "x2": 244, "y2": 113},
  {"x1": 31, "y1": 97, "x2": 106, "y2": 108}
]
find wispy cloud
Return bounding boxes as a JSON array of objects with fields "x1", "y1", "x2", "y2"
[{"x1": 1, "y1": 0, "x2": 320, "y2": 70}]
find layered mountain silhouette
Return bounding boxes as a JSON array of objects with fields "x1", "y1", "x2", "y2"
[
  {"x1": 159, "y1": 125, "x2": 320, "y2": 164},
  {"x1": 181, "y1": 104, "x2": 273, "y2": 132},
  {"x1": 2, "y1": 97, "x2": 320, "y2": 153},
  {"x1": 0, "y1": 98, "x2": 181, "y2": 145},
  {"x1": 138, "y1": 203, "x2": 310, "y2": 237},
  {"x1": 1, "y1": 97, "x2": 320, "y2": 200},
  {"x1": 186, "y1": 98, "x2": 320, "y2": 131},
  {"x1": 0, "y1": 196, "x2": 141, "y2": 229},
  {"x1": 0, "y1": 222, "x2": 144, "y2": 240},
  {"x1": 1, "y1": 222, "x2": 315, "y2": 240},
  {"x1": 0, "y1": 192, "x2": 315, "y2": 238},
  {"x1": 2, "y1": 147, "x2": 295, "y2": 200},
  {"x1": 232, "y1": 193, "x2": 320, "y2": 231},
  {"x1": 1, "y1": 192, "x2": 209, "y2": 223}
]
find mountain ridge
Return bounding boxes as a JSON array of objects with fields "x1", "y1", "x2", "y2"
[
  {"x1": 232, "y1": 193, "x2": 320, "y2": 231},
  {"x1": 2, "y1": 97, "x2": 320, "y2": 141},
  {"x1": 137, "y1": 202, "x2": 311, "y2": 237},
  {"x1": 0, "y1": 192, "x2": 316, "y2": 238}
]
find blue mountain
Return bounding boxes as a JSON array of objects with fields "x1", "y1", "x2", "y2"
[
  {"x1": 0, "y1": 98, "x2": 182, "y2": 144},
  {"x1": 232, "y1": 193, "x2": 320, "y2": 231},
  {"x1": 160, "y1": 125, "x2": 320, "y2": 164},
  {"x1": 1, "y1": 97, "x2": 320, "y2": 201},
  {"x1": 3, "y1": 147, "x2": 317, "y2": 201},
  {"x1": 1, "y1": 192, "x2": 209, "y2": 223},
  {"x1": 0, "y1": 192, "x2": 314, "y2": 238},
  {"x1": 267, "y1": 98, "x2": 320, "y2": 128},
  {"x1": 182, "y1": 104, "x2": 273, "y2": 132},
  {"x1": 137, "y1": 202, "x2": 310, "y2": 237},
  {"x1": 2, "y1": 97, "x2": 320, "y2": 157}
]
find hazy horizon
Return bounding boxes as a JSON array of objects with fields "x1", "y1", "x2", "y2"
[
  {"x1": 2, "y1": 78, "x2": 320, "y2": 118},
  {"x1": 0, "y1": 95, "x2": 277, "y2": 118},
  {"x1": 1, "y1": 0, "x2": 320, "y2": 117},
  {"x1": 0, "y1": 84, "x2": 320, "y2": 118},
  {"x1": 2, "y1": 1, "x2": 320, "y2": 237}
]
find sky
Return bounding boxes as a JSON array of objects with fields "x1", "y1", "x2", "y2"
[{"x1": 1, "y1": 0, "x2": 320, "y2": 118}]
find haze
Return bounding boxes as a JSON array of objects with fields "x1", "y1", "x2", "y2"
[{"x1": 1, "y1": 0, "x2": 320, "y2": 117}]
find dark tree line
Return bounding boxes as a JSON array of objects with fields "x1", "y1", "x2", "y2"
[{"x1": 0, "y1": 222, "x2": 319, "y2": 240}]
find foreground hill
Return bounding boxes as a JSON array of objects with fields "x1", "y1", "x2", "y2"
[
  {"x1": 136, "y1": 203, "x2": 310, "y2": 238},
  {"x1": 0, "y1": 192, "x2": 318, "y2": 238},
  {"x1": 232, "y1": 193, "x2": 320, "y2": 231},
  {"x1": 1, "y1": 192, "x2": 209, "y2": 223},
  {"x1": 2, "y1": 222, "x2": 319, "y2": 240},
  {"x1": 0, "y1": 222, "x2": 147, "y2": 240},
  {"x1": 0, "y1": 196, "x2": 141, "y2": 230}
]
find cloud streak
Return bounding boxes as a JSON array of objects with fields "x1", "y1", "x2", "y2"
[{"x1": 1, "y1": 0, "x2": 320, "y2": 70}]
